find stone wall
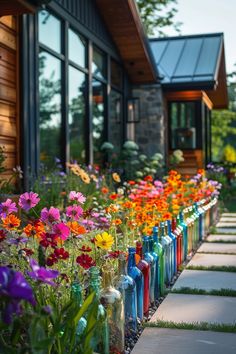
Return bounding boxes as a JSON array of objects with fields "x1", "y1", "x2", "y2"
[{"x1": 130, "y1": 84, "x2": 167, "y2": 159}]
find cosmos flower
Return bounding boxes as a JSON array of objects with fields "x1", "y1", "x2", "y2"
[
  {"x1": 40, "y1": 207, "x2": 60, "y2": 223},
  {"x1": 0, "y1": 199, "x2": 18, "y2": 218},
  {"x1": 19, "y1": 192, "x2": 40, "y2": 211},
  {"x1": 94, "y1": 232, "x2": 114, "y2": 250},
  {"x1": 69, "y1": 191, "x2": 86, "y2": 204},
  {"x1": 52, "y1": 223, "x2": 70, "y2": 241},
  {"x1": 66, "y1": 205, "x2": 83, "y2": 220},
  {"x1": 2, "y1": 214, "x2": 20, "y2": 230},
  {"x1": 28, "y1": 258, "x2": 59, "y2": 286},
  {"x1": 76, "y1": 253, "x2": 95, "y2": 269}
]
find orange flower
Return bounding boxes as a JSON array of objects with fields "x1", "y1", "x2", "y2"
[
  {"x1": 67, "y1": 221, "x2": 86, "y2": 235},
  {"x1": 128, "y1": 180, "x2": 136, "y2": 185},
  {"x1": 109, "y1": 193, "x2": 118, "y2": 200},
  {"x1": 101, "y1": 187, "x2": 109, "y2": 194},
  {"x1": 2, "y1": 215, "x2": 20, "y2": 230},
  {"x1": 111, "y1": 218, "x2": 122, "y2": 226},
  {"x1": 112, "y1": 172, "x2": 121, "y2": 183},
  {"x1": 23, "y1": 224, "x2": 34, "y2": 237}
]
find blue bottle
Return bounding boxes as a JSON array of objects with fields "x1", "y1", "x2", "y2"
[
  {"x1": 179, "y1": 212, "x2": 188, "y2": 260},
  {"x1": 148, "y1": 236, "x2": 159, "y2": 301},
  {"x1": 127, "y1": 247, "x2": 144, "y2": 320},
  {"x1": 167, "y1": 220, "x2": 177, "y2": 276},
  {"x1": 160, "y1": 222, "x2": 172, "y2": 285},
  {"x1": 116, "y1": 253, "x2": 137, "y2": 332},
  {"x1": 142, "y1": 236, "x2": 155, "y2": 304},
  {"x1": 153, "y1": 226, "x2": 165, "y2": 296}
]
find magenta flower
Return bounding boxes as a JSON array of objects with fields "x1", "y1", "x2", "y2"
[
  {"x1": 69, "y1": 191, "x2": 86, "y2": 204},
  {"x1": 66, "y1": 205, "x2": 83, "y2": 220},
  {"x1": 0, "y1": 199, "x2": 18, "y2": 218},
  {"x1": 0, "y1": 266, "x2": 36, "y2": 324},
  {"x1": 40, "y1": 207, "x2": 60, "y2": 223},
  {"x1": 52, "y1": 223, "x2": 70, "y2": 241},
  {"x1": 28, "y1": 259, "x2": 59, "y2": 286},
  {"x1": 19, "y1": 192, "x2": 40, "y2": 211}
]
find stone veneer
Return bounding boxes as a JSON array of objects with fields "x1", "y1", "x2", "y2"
[{"x1": 131, "y1": 84, "x2": 166, "y2": 159}]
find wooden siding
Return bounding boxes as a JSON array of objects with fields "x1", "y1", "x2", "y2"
[{"x1": 0, "y1": 16, "x2": 19, "y2": 180}]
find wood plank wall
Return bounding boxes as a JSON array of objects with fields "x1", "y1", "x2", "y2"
[{"x1": 0, "y1": 15, "x2": 19, "y2": 180}]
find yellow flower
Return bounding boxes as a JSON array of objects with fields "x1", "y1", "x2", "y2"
[
  {"x1": 80, "y1": 172, "x2": 90, "y2": 184},
  {"x1": 112, "y1": 172, "x2": 121, "y2": 183},
  {"x1": 94, "y1": 232, "x2": 114, "y2": 250}
]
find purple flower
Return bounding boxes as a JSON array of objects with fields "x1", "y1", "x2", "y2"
[
  {"x1": 0, "y1": 266, "x2": 35, "y2": 324},
  {"x1": 8, "y1": 237, "x2": 28, "y2": 245},
  {"x1": 69, "y1": 191, "x2": 86, "y2": 204},
  {"x1": 52, "y1": 222, "x2": 70, "y2": 241},
  {"x1": 19, "y1": 192, "x2": 40, "y2": 211},
  {"x1": 28, "y1": 259, "x2": 59, "y2": 286},
  {"x1": 0, "y1": 199, "x2": 18, "y2": 218},
  {"x1": 66, "y1": 205, "x2": 83, "y2": 220},
  {"x1": 40, "y1": 207, "x2": 60, "y2": 223}
]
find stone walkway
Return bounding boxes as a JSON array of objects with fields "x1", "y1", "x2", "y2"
[{"x1": 132, "y1": 213, "x2": 236, "y2": 354}]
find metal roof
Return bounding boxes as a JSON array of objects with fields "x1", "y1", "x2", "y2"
[{"x1": 150, "y1": 33, "x2": 224, "y2": 90}]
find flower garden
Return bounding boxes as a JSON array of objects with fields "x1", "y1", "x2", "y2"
[{"x1": 0, "y1": 162, "x2": 221, "y2": 354}]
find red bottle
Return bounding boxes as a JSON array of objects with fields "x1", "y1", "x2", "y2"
[
  {"x1": 136, "y1": 241, "x2": 150, "y2": 316},
  {"x1": 172, "y1": 218, "x2": 182, "y2": 270}
]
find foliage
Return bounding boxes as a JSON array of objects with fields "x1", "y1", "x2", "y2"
[
  {"x1": 0, "y1": 146, "x2": 23, "y2": 194},
  {"x1": 169, "y1": 149, "x2": 184, "y2": 167},
  {"x1": 136, "y1": 0, "x2": 182, "y2": 36},
  {"x1": 223, "y1": 144, "x2": 236, "y2": 163}
]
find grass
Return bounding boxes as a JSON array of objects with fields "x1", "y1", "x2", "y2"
[
  {"x1": 197, "y1": 251, "x2": 236, "y2": 255},
  {"x1": 187, "y1": 265, "x2": 236, "y2": 273},
  {"x1": 145, "y1": 320, "x2": 236, "y2": 333},
  {"x1": 205, "y1": 240, "x2": 236, "y2": 244},
  {"x1": 170, "y1": 287, "x2": 236, "y2": 297}
]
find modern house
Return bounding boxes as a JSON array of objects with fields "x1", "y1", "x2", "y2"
[{"x1": 0, "y1": 0, "x2": 228, "y2": 188}]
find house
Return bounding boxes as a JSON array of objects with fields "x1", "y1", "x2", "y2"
[{"x1": 0, "y1": 0, "x2": 228, "y2": 189}]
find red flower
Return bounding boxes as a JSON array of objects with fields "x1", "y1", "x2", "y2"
[
  {"x1": 76, "y1": 253, "x2": 95, "y2": 269},
  {"x1": 109, "y1": 193, "x2": 118, "y2": 200},
  {"x1": 0, "y1": 230, "x2": 7, "y2": 242},
  {"x1": 78, "y1": 245, "x2": 92, "y2": 253},
  {"x1": 40, "y1": 233, "x2": 57, "y2": 249},
  {"x1": 46, "y1": 253, "x2": 58, "y2": 267},
  {"x1": 53, "y1": 248, "x2": 69, "y2": 260},
  {"x1": 107, "y1": 250, "x2": 123, "y2": 259},
  {"x1": 20, "y1": 248, "x2": 34, "y2": 256},
  {"x1": 144, "y1": 175, "x2": 153, "y2": 182}
]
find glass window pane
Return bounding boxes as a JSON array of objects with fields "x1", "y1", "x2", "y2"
[
  {"x1": 69, "y1": 29, "x2": 86, "y2": 68},
  {"x1": 92, "y1": 79, "x2": 105, "y2": 163},
  {"x1": 39, "y1": 51, "x2": 61, "y2": 167},
  {"x1": 92, "y1": 47, "x2": 106, "y2": 80},
  {"x1": 69, "y1": 66, "x2": 86, "y2": 163},
  {"x1": 110, "y1": 90, "x2": 122, "y2": 152},
  {"x1": 39, "y1": 10, "x2": 61, "y2": 53},
  {"x1": 170, "y1": 101, "x2": 196, "y2": 149},
  {"x1": 111, "y1": 60, "x2": 123, "y2": 89}
]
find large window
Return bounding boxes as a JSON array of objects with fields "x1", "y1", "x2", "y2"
[
  {"x1": 38, "y1": 9, "x2": 125, "y2": 167},
  {"x1": 169, "y1": 101, "x2": 197, "y2": 149}
]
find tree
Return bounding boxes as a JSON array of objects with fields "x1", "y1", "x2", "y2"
[{"x1": 136, "y1": 0, "x2": 181, "y2": 36}]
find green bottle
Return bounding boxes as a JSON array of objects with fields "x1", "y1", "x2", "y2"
[
  {"x1": 153, "y1": 226, "x2": 165, "y2": 296},
  {"x1": 71, "y1": 281, "x2": 87, "y2": 339}
]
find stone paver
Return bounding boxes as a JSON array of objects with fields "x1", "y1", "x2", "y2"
[
  {"x1": 220, "y1": 218, "x2": 236, "y2": 222},
  {"x1": 207, "y1": 234, "x2": 236, "y2": 242},
  {"x1": 215, "y1": 228, "x2": 236, "y2": 234},
  {"x1": 150, "y1": 293, "x2": 236, "y2": 324},
  {"x1": 222, "y1": 213, "x2": 236, "y2": 217},
  {"x1": 172, "y1": 269, "x2": 236, "y2": 291},
  {"x1": 131, "y1": 328, "x2": 236, "y2": 354},
  {"x1": 187, "y1": 253, "x2": 236, "y2": 268},
  {"x1": 197, "y1": 242, "x2": 236, "y2": 254},
  {"x1": 216, "y1": 222, "x2": 236, "y2": 228}
]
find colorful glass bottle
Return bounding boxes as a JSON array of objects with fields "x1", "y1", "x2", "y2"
[
  {"x1": 160, "y1": 222, "x2": 171, "y2": 285},
  {"x1": 116, "y1": 253, "x2": 137, "y2": 332},
  {"x1": 71, "y1": 281, "x2": 87, "y2": 339},
  {"x1": 142, "y1": 236, "x2": 155, "y2": 304},
  {"x1": 100, "y1": 269, "x2": 125, "y2": 354},
  {"x1": 149, "y1": 236, "x2": 159, "y2": 301},
  {"x1": 136, "y1": 241, "x2": 150, "y2": 315},
  {"x1": 167, "y1": 219, "x2": 177, "y2": 277},
  {"x1": 127, "y1": 247, "x2": 144, "y2": 320},
  {"x1": 179, "y1": 211, "x2": 188, "y2": 261},
  {"x1": 88, "y1": 267, "x2": 109, "y2": 354},
  {"x1": 176, "y1": 215, "x2": 184, "y2": 265},
  {"x1": 153, "y1": 226, "x2": 165, "y2": 296}
]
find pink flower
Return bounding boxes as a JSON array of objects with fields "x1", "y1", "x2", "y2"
[
  {"x1": 52, "y1": 223, "x2": 70, "y2": 241},
  {"x1": 69, "y1": 191, "x2": 86, "y2": 204},
  {"x1": 0, "y1": 199, "x2": 18, "y2": 218},
  {"x1": 19, "y1": 192, "x2": 40, "y2": 211},
  {"x1": 40, "y1": 207, "x2": 60, "y2": 223},
  {"x1": 66, "y1": 205, "x2": 83, "y2": 220}
]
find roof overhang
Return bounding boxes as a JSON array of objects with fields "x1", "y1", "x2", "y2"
[
  {"x1": 0, "y1": 0, "x2": 51, "y2": 16},
  {"x1": 95, "y1": 0, "x2": 158, "y2": 84}
]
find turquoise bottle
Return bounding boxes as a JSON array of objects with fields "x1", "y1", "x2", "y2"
[
  {"x1": 116, "y1": 253, "x2": 137, "y2": 332},
  {"x1": 148, "y1": 236, "x2": 159, "y2": 301},
  {"x1": 142, "y1": 236, "x2": 155, "y2": 304},
  {"x1": 71, "y1": 281, "x2": 87, "y2": 340},
  {"x1": 136, "y1": 241, "x2": 150, "y2": 316},
  {"x1": 160, "y1": 222, "x2": 171, "y2": 285},
  {"x1": 167, "y1": 220, "x2": 177, "y2": 276},
  {"x1": 179, "y1": 211, "x2": 188, "y2": 260},
  {"x1": 127, "y1": 247, "x2": 144, "y2": 320},
  {"x1": 153, "y1": 226, "x2": 165, "y2": 296},
  {"x1": 88, "y1": 267, "x2": 109, "y2": 354}
]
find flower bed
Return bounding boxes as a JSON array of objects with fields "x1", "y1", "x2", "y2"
[{"x1": 0, "y1": 169, "x2": 221, "y2": 353}]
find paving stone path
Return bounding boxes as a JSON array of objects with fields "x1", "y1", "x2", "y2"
[{"x1": 132, "y1": 214, "x2": 236, "y2": 354}]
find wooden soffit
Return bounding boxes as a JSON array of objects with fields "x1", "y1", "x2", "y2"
[
  {"x1": 0, "y1": 0, "x2": 50, "y2": 16},
  {"x1": 164, "y1": 90, "x2": 213, "y2": 110},
  {"x1": 95, "y1": 0, "x2": 157, "y2": 84}
]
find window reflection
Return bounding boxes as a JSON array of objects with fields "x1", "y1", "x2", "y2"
[
  {"x1": 69, "y1": 29, "x2": 86, "y2": 68},
  {"x1": 39, "y1": 51, "x2": 61, "y2": 166},
  {"x1": 38, "y1": 10, "x2": 61, "y2": 53},
  {"x1": 92, "y1": 79, "x2": 105, "y2": 163},
  {"x1": 92, "y1": 47, "x2": 106, "y2": 80},
  {"x1": 110, "y1": 90, "x2": 122, "y2": 152},
  {"x1": 69, "y1": 66, "x2": 86, "y2": 163}
]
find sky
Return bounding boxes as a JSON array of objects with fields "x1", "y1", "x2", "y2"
[{"x1": 163, "y1": 0, "x2": 236, "y2": 74}]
